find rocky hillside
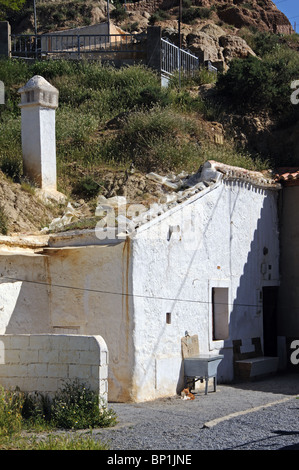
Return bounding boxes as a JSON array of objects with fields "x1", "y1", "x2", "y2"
[
  {"x1": 2, "y1": 0, "x2": 297, "y2": 236},
  {"x1": 8, "y1": 0, "x2": 293, "y2": 36},
  {"x1": 7, "y1": 0, "x2": 295, "y2": 72}
]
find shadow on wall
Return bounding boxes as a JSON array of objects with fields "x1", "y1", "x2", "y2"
[
  {"x1": 226, "y1": 181, "x2": 282, "y2": 387},
  {"x1": 133, "y1": 183, "x2": 227, "y2": 396},
  {"x1": 0, "y1": 253, "x2": 51, "y2": 334}
]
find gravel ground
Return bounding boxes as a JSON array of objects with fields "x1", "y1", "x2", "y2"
[{"x1": 92, "y1": 373, "x2": 299, "y2": 451}]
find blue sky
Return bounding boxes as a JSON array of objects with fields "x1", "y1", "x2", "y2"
[{"x1": 273, "y1": 0, "x2": 298, "y2": 24}]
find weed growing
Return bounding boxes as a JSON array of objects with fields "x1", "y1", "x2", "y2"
[
  {"x1": 0, "y1": 380, "x2": 116, "y2": 449},
  {"x1": 0, "y1": 205, "x2": 8, "y2": 235}
]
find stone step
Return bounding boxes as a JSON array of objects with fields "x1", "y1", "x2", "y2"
[{"x1": 235, "y1": 356, "x2": 279, "y2": 379}]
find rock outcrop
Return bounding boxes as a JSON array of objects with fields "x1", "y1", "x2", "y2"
[
  {"x1": 216, "y1": 0, "x2": 293, "y2": 34},
  {"x1": 163, "y1": 22, "x2": 256, "y2": 69}
]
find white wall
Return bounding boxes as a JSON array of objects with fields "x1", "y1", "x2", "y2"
[
  {"x1": 0, "y1": 250, "x2": 51, "y2": 334},
  {"x1": 0, "y1": 242, "x2": 134, "y2": 403},
  {"x1": 0, "y1": 179, "x2": 280, "y2": 403},
  {"x1": 131, "y1": 179, "x2": 280, "y2": 401},
  {"x1": 45, "y1": 242, "x2": 135, "y2": 403}
]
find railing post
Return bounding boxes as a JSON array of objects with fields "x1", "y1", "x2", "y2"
[
  {"x1": 147, "y1": 26, "x2": 162, "y2": 73},
  {"x1": 0, "y1": 21, "x2": 11, "y2": 58},
  {"x1": 77, "y1": 35, "x2": 80, "y2": 59}
]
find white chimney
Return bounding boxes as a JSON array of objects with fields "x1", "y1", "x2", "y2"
[{"x1": 18, "y1": 75, "x2": 59, "y2": 191}]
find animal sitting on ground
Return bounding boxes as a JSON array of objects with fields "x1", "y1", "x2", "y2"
[{"x1": 181, "y1": 388, "x2": 195, "y2": 400}]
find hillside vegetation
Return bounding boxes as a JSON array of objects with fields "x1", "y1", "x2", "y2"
[
  {"x1": 0, "y1": 0, "x2": 299, "y2": 234},
  {"x1": 0, "y1": 59, "x2": 270, "y2": 199}
]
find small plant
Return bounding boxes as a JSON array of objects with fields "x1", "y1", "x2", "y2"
[
  {"x1": 0, "y1": 387, "x2": 23, "y2": 437},
  {"x1": 110, "y1": 3, "x2": 128, "y2": 22},
  {"x1": 149, "y1": 9, "x2": 171, "y2": 25},
  {"x1": 51, "y1": 379, "x2": 117, "y2": 430},
  {"x1": 123, "y1": 21, "x2": 139, "y2": 33},
  {"x1": 0, "y1": 205, "x2": 8, "y2": 235},
  {"x1": 72, "y1": 175, "x2": 101, "y2": 199},
  {"x1": 21, "y1": 391, "x2": 52, "y2": 426},
  {"x1": 0, "y1": 381, "x2": 116, "y2": 449},
  {"x1": 20, "y1": 179, "x2": 36, "y2": 195},
  {"x1": 0, "y1": 154, "x2": 23, "y2": 181},
  {"x1": 182, "y1": 6, "x2": 213, "y2": 24}
]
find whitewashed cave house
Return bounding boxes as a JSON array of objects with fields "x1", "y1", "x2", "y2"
[{"x1": 0, "y1": 159, "x2": 281, "y2": 403}]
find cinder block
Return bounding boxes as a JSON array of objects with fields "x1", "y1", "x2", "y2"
[
  {"x1": 10, "y1": 335, "x2": 30, "y2": 350},
  {"x1": 6, "y1": 364, "x2": 28, "y2": 378},
  {"x1": 0, "y1": 364, "x2": 11, "y2": 377},
  {"x1": 68, "y1": 364, "x2": 91, "y2": 380},
  {"x1": 5, "y1": 349, "x2": 20, "y2": 364},
  {"x1": 48, "y1": 364, "x2": 68, "y2": 378},
  {"x1": 99, "y1": 364, "x2": 108, "y2": 380},
  {"x1": 29, "y1": 335, "x2": 52, "y2": 350},
  {"x1": 0, "y1": 335, "x2": 12, "y2": 349},
  {"x1": 36, "y1": 377, "x2": 58, "y2": 393},
  {"x1": 79, "y1": 350, "x2": 100, "y2": 365},
  {"x1": 28, "y1": 363, "x2": 48, "y2": 378},
  {"x1": 2, "y1": 377, "x2": 27, "y2": 391},
  {"x1": 21, "y1": 377, "x2": 38, "y2": 392},
  {"x1": 73, "y1": 336, "x2": 95, "y2": 351},
  {"x1": 100, "y1": 379, "x2": 108, "y2": 395},
  {"x1": 100, "y1": 351, "x2": 108, "y2": 365},
  {"x1": 91, "y1": 365, "x2": 100, "y2": 381},
  {"x1": 59, "y1": 349, "x2": 80, "y2": 364},
  {"x1": 50, "y1": 335, "x2": 71, "y2": 350},
  {"x1": 38, "y1": 349, "x2": 59, "y2": 364},
  {"x1": 20, "y1": 349, "x2": 39, "y2": 364}
]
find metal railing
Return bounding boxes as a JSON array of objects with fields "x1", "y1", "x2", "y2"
[
  {"x1": 11, "y1": 33, "x2": 146, "y2": 59},
  {"x1": 161, "y1": 38, "x2": 199, "y2": 78},
  {"x1": 207, "y1": 60, "x2": 218, "y2": 74}
]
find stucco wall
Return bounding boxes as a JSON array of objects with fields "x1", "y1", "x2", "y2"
[
  {"x1": 131, "y1": 179, "x2": 280, "y2": 401},
  {"x1": 0, "y1": 334, "x2": 108, "y2": 400},
  {"x1": 0, "y1": 250, "x2": 51, "y2": 334},
  {"x1": 0, "y1": 179, "x2": 280, "y2": 403},
  {"x1": 45, "y1": 242, "x2": 134, "y2": 402},
  {"x1": 0, "y1": 242, "x2": 134, "y2": 403}
]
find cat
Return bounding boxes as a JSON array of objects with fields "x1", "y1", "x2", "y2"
[{"x1": 181, "y1": 388, "x2": 195, "y2": 400}]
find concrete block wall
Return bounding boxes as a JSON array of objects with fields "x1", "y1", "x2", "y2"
[{"x1": 0, "y1": 334, "x2": 108, "y2": 401}]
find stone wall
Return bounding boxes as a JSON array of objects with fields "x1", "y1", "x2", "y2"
[{"x1": 0, "y1": 334, "x2": 108, "y2": 400}]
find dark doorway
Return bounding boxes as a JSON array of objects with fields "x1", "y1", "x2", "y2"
[{"x1": 263, "y1": 286, "x2": 278, "y2": 356}]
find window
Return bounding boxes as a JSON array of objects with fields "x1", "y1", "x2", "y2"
[{"x1": 212, "y1": 287, "x2": 229, "y2": 340}]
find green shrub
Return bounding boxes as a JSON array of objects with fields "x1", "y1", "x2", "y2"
[
  {"x1": 0, "y1": 387, "x2": 23, "y2": 436},
  {"x1": 135, "y1": 85, "x2": 172, "y2": 109},
  {"x1": 169, "y1": 67, "x2": 217, "y2": 89},
  {"x1": 0, "y1": 154, "x2": 23, "y2": 181},
  {"x1": 106, "y1": 106, "x2": 200, "y2": 172},
  {"x1": 51, "y1": 380, "x2": 117, "y2": 430},
  {"x1": 21, "y1": 391, "x2": 52, "y2": 426},
  {"x1": 217, "y1": 47, "x2": 299, "y2": 122},
  {"x1": 149, "y1": 9, "x2": 171, "y2": 25},
  {"x1": 182, "y1": 7, "x2": 212, "y2": 24},
  {"x1": 10, "y1": 380, "x2": 117, "y2": 431},
  {"x1": 238, "y1": 29, "x2": 283, "y2": 57},
  {"x1": 110, "y1": 4, "x2": 128, "y2": 22},
  {"x1": 72, "y1": 175, "x2": 102, "y2": 199}
]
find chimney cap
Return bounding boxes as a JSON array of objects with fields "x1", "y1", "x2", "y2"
[{"x1": 18, "y1": 75, "x2": 59, "y2": 109}]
